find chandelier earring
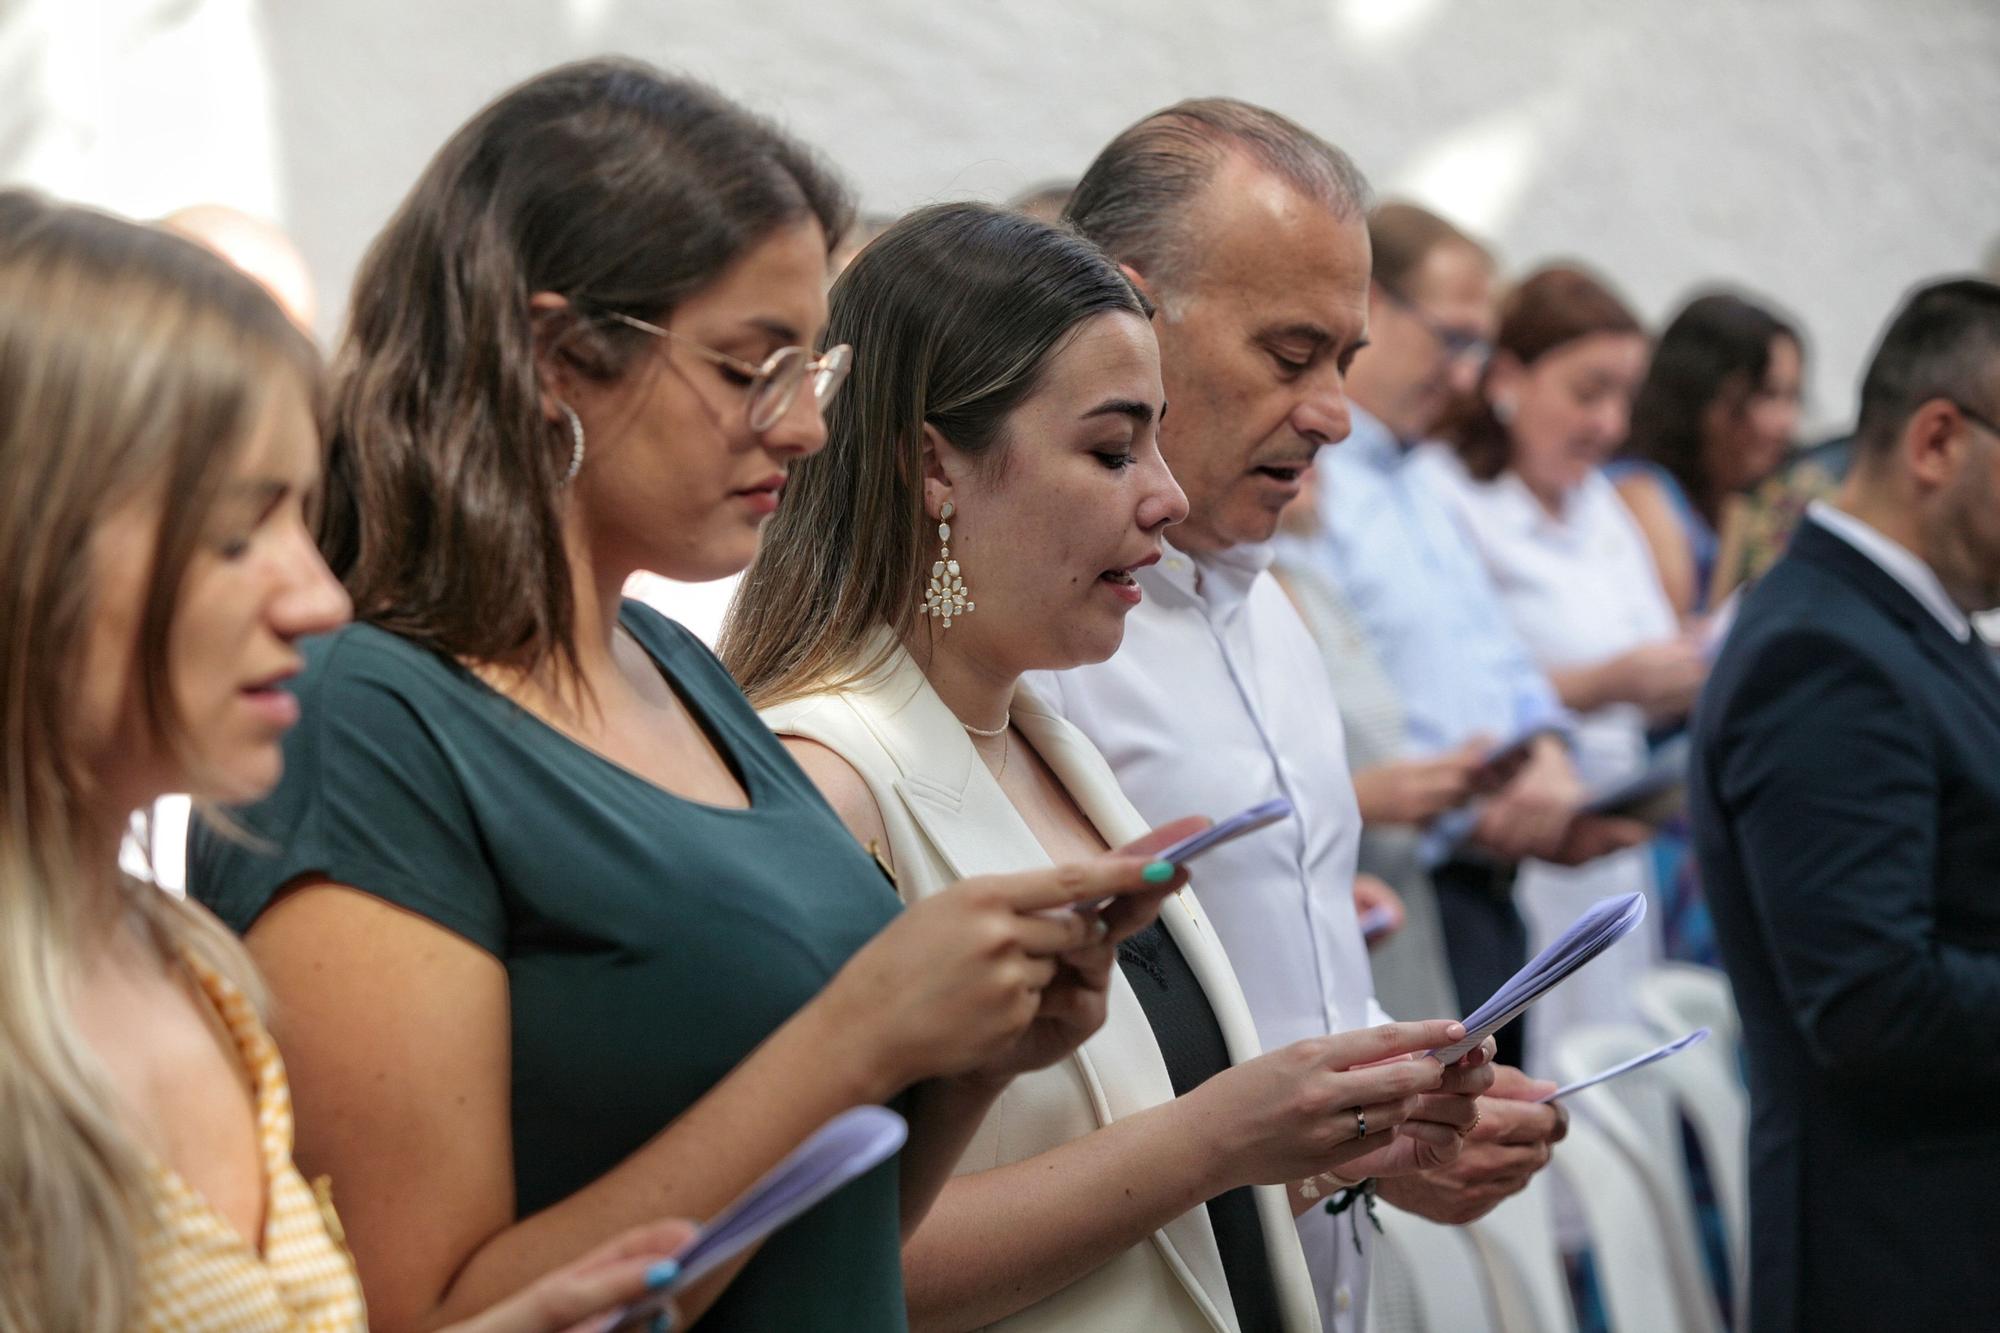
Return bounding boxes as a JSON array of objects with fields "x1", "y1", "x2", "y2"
[
  {"x1": 921, "y1": 500, "x2": 974, "y2": 629},
  {"x1": 558, "y1": 401, "x2": 586, "y2": 484}
]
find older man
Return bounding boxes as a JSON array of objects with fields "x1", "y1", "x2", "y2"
[
  {"x1": 1032, "y1": 99, "x2": 1566, "y2": 1333},
  {"x1": 1693, "y1": 279, "x2": 2000, "y2": 1332}
]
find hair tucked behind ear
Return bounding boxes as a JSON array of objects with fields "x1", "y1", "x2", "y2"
[
  {"x1": 0, "y1": 190, "x2": 317, "y2": 1331},
  {"x1": 722, "y1": 203, "x2": 1148, "y2": 705}
]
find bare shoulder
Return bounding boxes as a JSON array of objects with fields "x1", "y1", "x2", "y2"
[{"x1": 780, "y1": 735, "x2": 892, "y2": 864}]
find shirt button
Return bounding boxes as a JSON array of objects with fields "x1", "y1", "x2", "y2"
[
  {"x1": 1167, "y1": 558, "x2": 1185, "y2": 571},
  {"x1": 1336, "y1": 1287, "x2": 1352, "y2": 1313}
]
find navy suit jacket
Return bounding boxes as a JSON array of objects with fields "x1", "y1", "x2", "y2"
[{"x1": 1691, "y1": 517, "x2": 2000, "y2": 1332}]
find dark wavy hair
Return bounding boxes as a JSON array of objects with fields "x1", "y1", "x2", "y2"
[
  {"x1": 723, "y1": 203, "x2": 1150, "y2": 705},
  {"x1": 322, "y1": 58, "x2": 851, "y2": 681},
  {"x1": 1619, "y1": 291, "x2": 1801, "y2": 523}
]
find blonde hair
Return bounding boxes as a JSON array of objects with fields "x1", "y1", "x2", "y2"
[{"x1": 0, "y1": 191, "x2": 320, "y2": 1332}]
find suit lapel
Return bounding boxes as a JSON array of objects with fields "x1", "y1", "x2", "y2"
[{"x1": 1793, "y1": 521, "x2": 2000, "y2": 732}]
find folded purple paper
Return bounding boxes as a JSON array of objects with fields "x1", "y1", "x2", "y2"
[
  {"x1": 1429, "y1": 891, "x2": 1648, "y2": 1064},
  {"x1": 597, "y1": 1105, "x2": 907, "y2": 1332},
  {"x1": 1539, "y1": 1027, "x2": 1710, "y2": 1102}
]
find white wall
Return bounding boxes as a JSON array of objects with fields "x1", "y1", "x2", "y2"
[{"x1": 6, "y1": 0, "x2": 1998, "y2": 429}]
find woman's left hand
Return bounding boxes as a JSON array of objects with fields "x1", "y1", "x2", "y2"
[{"x1": 442, "y1": 1218, "x2": 694, "y2": 1333}]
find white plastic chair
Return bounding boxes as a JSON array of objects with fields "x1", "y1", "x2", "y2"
[
  {"x1": 1632, "y1": 965, "x2": 1750, "y2": 1326},
  {"x1": 1552, "y1": 1024, "x2": 1727, "y2": 1333},
  {"x1": 1544, "y1": 1114, "x2": 1691, "y2": 1333},
  {"x1": 1465, "y1": 1172, "x2": 1578, "y2": 1333},
  {"x1": 1371, "y1": 1201, "x2": 1501, "y2": 1333},
  {"x1": 1633, "y1": 963, "x2": 1740, "y2": 1069}
]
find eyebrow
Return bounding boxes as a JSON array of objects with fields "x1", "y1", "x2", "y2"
[
  {"x1": 221, "y1": 479, "x2": 292, "y2": 506},
  {"x1": 1081, "y1": 398, "x2": 1157, "y2": 426},
  {"x1": 1260, "y1": 322, "x2": 1336, "y2": 348},
  {"x1": 744, "y1": 317, "x2": 805, "y2": 344}
]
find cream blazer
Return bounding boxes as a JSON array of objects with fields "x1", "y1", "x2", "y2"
[{"x1": 762, "y1": 645, "x2": 1321, "y2": 1333}]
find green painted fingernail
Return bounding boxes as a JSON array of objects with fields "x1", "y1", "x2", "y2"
[{"x1": 1142, "y1": 860, "x2": 1174, "y2": 884}]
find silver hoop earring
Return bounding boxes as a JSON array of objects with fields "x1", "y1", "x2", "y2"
[
  {"x1": 920, "y1": 500, "x2": 974, "y2": 629},
  {"x1": 558, "y1": 402, "x2": 586, "y2": 484}
]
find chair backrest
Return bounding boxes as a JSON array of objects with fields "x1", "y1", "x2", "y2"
[
  {"x1": 1463, "y1": 1172, "x2": 1578, "y2": 1333},
  {"x1": 1544, "y1": 1115, "x2": 1691, "y2": 1332},
  {"x1": 1552, "y1": 1024, "x2": 1727, "y2": 1333},
  {"x1": 1633, "y1": 963, "x2": 1740, "y2": 1060},
  {"x1": 1632, "y1": 962, "x2": 1751, "y2": 1325},
  {"x1": 1371, "y1": 1200, "x2": 1501, "y2": 1333}
]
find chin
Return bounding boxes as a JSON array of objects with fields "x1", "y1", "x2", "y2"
[{"x1": 197, "y1": 748, "x2": 286, "y2": 807}]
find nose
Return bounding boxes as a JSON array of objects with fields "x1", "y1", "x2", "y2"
[
  {"x1": 1290, "y1": 372, "x2": 1353, "y2": 449},
  {"x1": 271, "y1": 522, "x2": 352, "y2": 641},
  {"x1": 1598, "y1": 395, "x2": 1633, "y2": 449},
  {"x1": 1139, "y1": 450, "x2": 1189, "y2": 531},
  {"x1": 759, "y1": 380, "x2": 830, "y2": 459},
  {"x1": 1446, "y1": 354, "x2": 1484, "y2": 399}
]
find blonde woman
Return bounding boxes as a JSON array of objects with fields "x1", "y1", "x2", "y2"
[
  {"x1": 726, "y1": 204, "x2": 1493, "y2": 1333},
  {"x1": 0, "y1": 191, "x2": 712, "y2": 1332}
]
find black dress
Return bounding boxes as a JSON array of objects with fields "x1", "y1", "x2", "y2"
[{"x1": 1119, "y1": 916, "x2": 1287, "y2": 1332}]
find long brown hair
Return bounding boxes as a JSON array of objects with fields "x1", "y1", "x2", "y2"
[
  {"x1": 324, "y1": 58, "x2": 850, "y2": 683},
  {"x1": 1446, "y1": 264, "x2": 1643, "y2": 481},
  {"x1": 723, "y1": 203, "x2": 1149, "y2": 705},
  {"x1": 0, "y1": 190, "x2": 317, "y2": 1331},
  {"x1": 1620, "y1": 291, "x2": 1801, "y2": 522}
]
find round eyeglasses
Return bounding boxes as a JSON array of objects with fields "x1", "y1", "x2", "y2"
[{"x1": 607, "y1": 311, "x2": 853, "y2": 433}]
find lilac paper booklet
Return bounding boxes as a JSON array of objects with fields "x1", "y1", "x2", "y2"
[
  {"x1": 1540, "y1": 1027, "x2": 1711, "y2": 1102},
  {"x1": 1429, "y1": 891, "x2": 1648, "y2": 1064},
  {"x1": 597, "y1": 1105, "x2": 907, "y2": 1332}
]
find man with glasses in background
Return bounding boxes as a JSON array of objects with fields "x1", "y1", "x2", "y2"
[
  {"x1": 1303, "y1": 202, "x2": 1641, "y2": 1069},
  {"x1": 1693, "y1": 278, "x2": 2000, "y2": 1332}
]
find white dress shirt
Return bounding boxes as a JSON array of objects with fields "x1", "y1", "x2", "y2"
[
  {"x1": 1416, "y1": 452, "x2": 1671, "y2": 1068},
  {"x1": 1031, "y1": 538, "x2": 1387, "y2": 1333}
]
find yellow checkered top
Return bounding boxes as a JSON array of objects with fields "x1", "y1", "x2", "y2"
[{"x1": 132, "y1": 952, "x2": 367, "y2": 1331}]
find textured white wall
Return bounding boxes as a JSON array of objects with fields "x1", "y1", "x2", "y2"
[{"x1": 5, "y1": 0, "x2": 1998, "y2": 427}]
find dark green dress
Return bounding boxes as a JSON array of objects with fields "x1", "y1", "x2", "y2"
[{"x1": 189, "y1": 603, "x2": 908, "y2": 1331}]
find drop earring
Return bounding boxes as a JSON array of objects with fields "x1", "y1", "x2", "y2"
[
  {"x1": 921, "y1": 501, "x2": 974, "y2": 629},
  {"x1": 558, "y1": 401, "x2": 586, "y2": 484}
]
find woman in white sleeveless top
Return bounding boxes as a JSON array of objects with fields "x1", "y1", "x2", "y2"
[{"x1": 724, "y1": 204, "x2": 1493, "y2": 1333}]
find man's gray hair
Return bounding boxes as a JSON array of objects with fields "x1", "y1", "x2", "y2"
[{"x1": 1065, "y1": 98, "x2": 1372, "y2": 308}]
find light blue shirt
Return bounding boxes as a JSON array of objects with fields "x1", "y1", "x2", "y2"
[{"x1": 1310, "y1": 407, "x2": 1570, "y2": 861}]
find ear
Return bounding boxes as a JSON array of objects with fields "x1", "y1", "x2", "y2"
[
  {"x1": 1118, "y1": 262, "x2": 1157, "y2": 314},
  {"x1": 1366, "y1": 278, "x2": 1397, "y2": 322},
  {"x1": 1484, "y1": 350, "x2": 1527, "y2": 406},
  {"x1": 527, "y1": 291, "x2": 577, "y2": 424},
  {"x1": 919, "y1": 423, "x2": 962, "y2": 520},
  {"x1": 1903, "y1": 398, "x2": 1967, "y2": 491}
]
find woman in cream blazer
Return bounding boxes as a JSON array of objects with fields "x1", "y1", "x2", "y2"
[
  {"x1": 763, "y1": 647, "x2": 1318, "y2": 1332},
  {"x1": 726, "y1": 204, "x2": 1479, "y2": 1333}
]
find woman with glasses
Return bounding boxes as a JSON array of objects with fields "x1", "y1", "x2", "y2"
[
  {"x1": 1420, "y1": 265, "x2": 1678, "y2": 1057},
  {"x1": 189, "y1": 60, "x2": 1175, "y2": 1333},
  {"x1": 0, "y1": 185, "x2": 731, "y2": 1333}
]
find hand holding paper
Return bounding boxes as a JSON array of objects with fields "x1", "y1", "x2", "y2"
[
  {"x1": 1539, "y1": 1027, "x2": 1710, "y2": 1102},
  {"x1": 596, "y1": 1106, "x2": 907, "y2": 1332},
  {"x1": 1429, "y1": 892, "x2": 1648, "y2": 1064}
]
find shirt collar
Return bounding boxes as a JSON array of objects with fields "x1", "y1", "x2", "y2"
[
  {"x1": 1806, "y1": 500, "x2": 1971, "y2": 641},
  {"x1": 1142, "y1": 536, "x2": 1273, "y2": 613},
  {"x1": 1344, "y1": 406, "x2": 1405, "y2": 473}
]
